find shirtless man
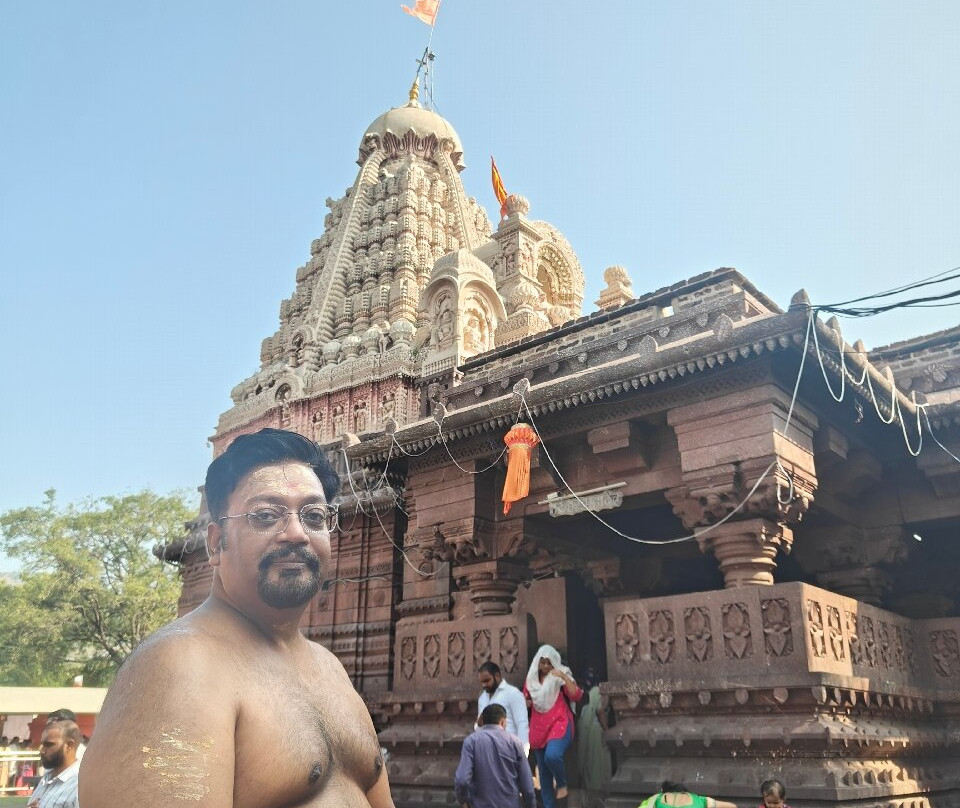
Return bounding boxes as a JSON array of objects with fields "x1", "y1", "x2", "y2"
[{"x1": 79, "y1": 428, "x2": 394, "y2": 808}]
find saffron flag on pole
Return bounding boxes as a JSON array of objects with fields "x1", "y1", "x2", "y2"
[
  {"x1": 401, "y1": 0, "x2": 440, "y2": 26},
  {"x1": 491, "y1": 156, "x2": 509, "y2": 219}
]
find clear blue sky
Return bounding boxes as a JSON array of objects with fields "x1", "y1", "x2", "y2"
[{"x1": 2, "y1": 1, "x2": 958, "y2": 570}]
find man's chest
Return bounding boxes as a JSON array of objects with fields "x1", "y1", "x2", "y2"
[{"x1": 233, "y1": 662, "x2": 382, "y2": 807}]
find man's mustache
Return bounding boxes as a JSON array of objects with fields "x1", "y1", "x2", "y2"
[{"x1": 258, "y1": 545, "x2": 321, "y2": 573}]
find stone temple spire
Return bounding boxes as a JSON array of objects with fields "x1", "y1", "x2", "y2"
[{"x1": 217, "y1": 87, "x2": 585, "y2": 444}]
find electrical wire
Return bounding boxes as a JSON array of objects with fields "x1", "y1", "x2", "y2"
[{"x1": 817, "y1": 265, "x2": 960, "y2": 309}]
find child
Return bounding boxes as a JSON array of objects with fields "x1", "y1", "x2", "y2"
[{"x1": 759, "y1": 779, "x2": 789, "y2": 808}]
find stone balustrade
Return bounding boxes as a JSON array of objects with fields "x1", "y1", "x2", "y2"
[{"x1": 605, "y1": 581, "x2": 960, "y2": 695}]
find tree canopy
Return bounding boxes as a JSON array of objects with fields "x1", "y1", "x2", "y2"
[{"x1": 0, "y1": 489, "x2": 195, "y2": 686}]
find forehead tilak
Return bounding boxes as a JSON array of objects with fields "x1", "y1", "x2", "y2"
[{"x1": 233, "y1": 463, "x2": 325, "y2": 506}]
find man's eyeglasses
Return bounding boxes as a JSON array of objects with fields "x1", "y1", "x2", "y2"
[{"x1": 219, "y1": 503, "x2": 338, "y2": 535}]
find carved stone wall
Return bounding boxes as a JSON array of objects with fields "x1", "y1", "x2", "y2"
[
  {"x1": 603, "y1": 582, "x2": 960, "y2": 807},
  {"x1": 373, "y1": 614, "x2": 537, "y2": 806}
]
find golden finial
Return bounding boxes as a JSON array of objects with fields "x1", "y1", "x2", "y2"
[{"x1": 409, "y1": 77, "x2": 420, "y2": 105}]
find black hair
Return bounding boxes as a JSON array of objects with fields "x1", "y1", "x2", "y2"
[
  {"x1": 205, "y1": 428, "x2": 340, "y2": 521},
  {"x1": 480, "y1": 703, "x2": 507, "y2": 726},
  {"x1": 661, "y1": 782, "x2": 688, "y2": 793},
  {"x1": 761, "y1": 780, "x2": 786, "y2": 799},
  {"x1": 47, "y1": 719, "x2": 82, "y2": 747},
  {"x1": 46, "y1": 708, "x2": 77, "y2": 723},
  {"x1": 478, "y1": 661, "x2": 501, "y2": 676}
]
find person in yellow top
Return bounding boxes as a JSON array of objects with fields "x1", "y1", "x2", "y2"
[{"x1": 639, "y1": 781, "x2": 738, "y2": 808}]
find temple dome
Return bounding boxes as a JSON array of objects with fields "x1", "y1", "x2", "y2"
[{"x1": 362, "y1": 100, "x2": 463, "y2": 156}]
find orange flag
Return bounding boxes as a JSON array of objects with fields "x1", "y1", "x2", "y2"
[
  {"x1": 491, "y1": 156, "x2": 509, "y2": 219},
  {"x1": 401, "y1": 0, "x2": 440, "y2": 26}
]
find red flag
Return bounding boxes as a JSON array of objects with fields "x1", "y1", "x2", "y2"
[
  {"x1": 491, "y1": 156, "x2": 509, "y2": 219},
  {"x1": 401, "y1": 0, "x2": 440, "y2": 26}
]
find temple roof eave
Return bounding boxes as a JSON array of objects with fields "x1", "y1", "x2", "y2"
[
  {"x1": 460, "y1": 267, "x2": 783, "y2": 370},
  {"x1": 343, "y1": 306, "x2": 923, "y2": 466}
]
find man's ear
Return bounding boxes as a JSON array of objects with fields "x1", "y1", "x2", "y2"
[{"x1": 207, "y1": 521, "x2": 224, "y2": 566}]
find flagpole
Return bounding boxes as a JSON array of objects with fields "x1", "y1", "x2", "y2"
[
  {"x1": 422, "y1": 0, "x2": 440, "y2": 108},
  {"x1": 405, "y1": 0, "x2": 441, "y2": 109}
]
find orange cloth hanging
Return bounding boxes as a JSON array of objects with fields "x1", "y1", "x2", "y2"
[{"x1": 502, "y1": 423, "x2": 540, "y2": 514}]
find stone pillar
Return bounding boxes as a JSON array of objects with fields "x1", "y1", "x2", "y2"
[
  {"x1": 695, "y1": 517, "x2": 793, "y2": 588},
  {"x1": 667, "y1": 384, "x2": 818, "y2": 588},
  {"x1": 454, "y1": 559, "x2": 527, "y2": 617}
]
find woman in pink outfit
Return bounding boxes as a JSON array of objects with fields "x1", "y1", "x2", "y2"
[{"x1": 523, "y1": 644, "x2": 582, "y2": 807}]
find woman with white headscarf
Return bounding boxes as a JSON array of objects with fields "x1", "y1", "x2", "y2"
[{"x1": 523, "y1": 644, "x2": 582, "y2": 807}]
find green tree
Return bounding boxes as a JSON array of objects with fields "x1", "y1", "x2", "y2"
[{"x1": 0, "y1": 489, "x2": 195, "y2": 686}]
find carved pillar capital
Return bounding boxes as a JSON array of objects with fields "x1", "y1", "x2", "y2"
[
  {"x1": 454, "y1": 559, "x2": 528, "y2": 617},
  {"x1": 696, "y1": 517, "x2": 792, "y2": 588}
]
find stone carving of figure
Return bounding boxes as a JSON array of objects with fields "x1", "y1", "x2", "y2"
[
  {"x1": 381, "y1": 392, "x2": 397, "y2": 424},
  {"x1": 518, "y1": 242, "x2": 534, "y2": 273},
  {"x1": 311, "y1": 411, "x2": 324, "y2": 441},
  {"x1": 433, "y1": 293, "x2": 455, "y2": 349},
  {"x1": 354, "y1": 401, "x2": 368, "y2": 433},
  {"x1": 291, "y1": 335, "x2": 304, "y2": 368},
  {"x1": 462, "y1": 311, "x2": 486, "y2": 354},
  {"x1": 332, "y1": 405, "x2": 346, "y2": 437}
]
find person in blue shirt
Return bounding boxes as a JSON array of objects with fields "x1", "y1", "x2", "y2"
[{"x1": 455, "y1": 704, "x2": 535, "y2": 808}]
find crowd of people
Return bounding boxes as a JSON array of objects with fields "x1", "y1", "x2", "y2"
[
  {"x1": 1, "y1": 735, "x2": 32, "y2": 795},
  {"x1": 456, "y1": 645, "x2": 792, "y2": 808},
  {"x1": 456, "y1": 644, "x2": 617, "y2": 808}
]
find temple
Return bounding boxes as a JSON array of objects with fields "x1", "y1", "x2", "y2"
[{"x1": 160, "y1": 83, "x2": 960, "y2": 807}]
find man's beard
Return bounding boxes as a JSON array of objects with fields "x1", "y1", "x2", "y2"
[
  {"x1": 41, "y1": 748, "x2": 65, "y2": 770},
  {"x1": 257, "y1": 546, "x2": 323, "y2": 609}
]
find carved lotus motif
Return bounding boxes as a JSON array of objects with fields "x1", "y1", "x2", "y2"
[
  {"x1": 423, "y1": 634, "x2": 441, "y2": 679},
  {"x1": 827, "y1": 606, "x2": 845, "y2": 662},
  {"x1": 722, "y1": 602, "x2": 752, "y2": 659},
  {"x1": 401, "y1": 636, "x2": 417, "y2": 680},
  {"x1": 845, "y1": 611, "x2": 862, "y2": 665},
  {"x1": 761, "y1": 598, "x2": 793, "y2": 657},
  {"x1": 684, "y1": 607, "x2": 713, "y2": 662},
  {"x1": 473, "y1": 629, "x2": 491, "y2": 670},
  {"x1": 877, "y1": 622, "x2": 893, "y2": 668},
  {"x1": 806, "y1": 600, "x2": 826, "y2": 658},
  {"x1": 615, "y1": 613, "x2": 640, "y2": 666},
  {"x1": 448, "y1": 632, "x2": 465, "y2": 678},
  {"x1": 500, "y1": 627, "x2": 519, "y2": 672},
  {"x1": 930, "y1": 629, "x2": 960, "y2": 677},
  {"x1": 861, "y1": 616, "x2": 878, "y2": 667},
  {"x1": 649, "y1": 610, "x2": 675, "y2": 664}
]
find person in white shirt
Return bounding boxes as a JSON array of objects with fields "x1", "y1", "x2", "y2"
[
  {"x1": 28, "y1": 719, "x2": 80, "y2": 808},
  {"x1": 477, "y1": 661, "x2": 529, "y2": 754}
]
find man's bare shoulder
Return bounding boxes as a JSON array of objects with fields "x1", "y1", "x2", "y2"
[
  {"x1": 80, "y1": 604, "x2": 241, "y2": 808},
  {"x1": 115, "y1": 604, "x2": 236, "y2": 681}
]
